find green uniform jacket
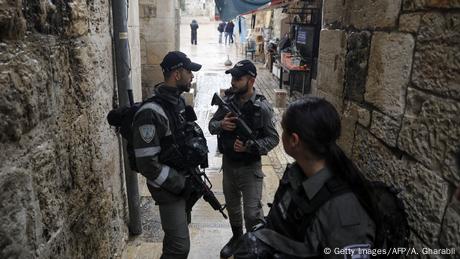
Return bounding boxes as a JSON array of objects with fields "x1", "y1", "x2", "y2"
[{"x1": 132, "y1": 85, "x2": 187, "y2": 203}]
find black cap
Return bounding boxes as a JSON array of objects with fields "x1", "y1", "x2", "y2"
[
  {"x1": 225, "y1": 59, "x2": 257, "y2": 78},
  {"x1": 160, "y1": 51, "x2": 202, "y2": 72}
]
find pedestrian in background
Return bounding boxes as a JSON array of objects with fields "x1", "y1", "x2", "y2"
[
  {"x1": 190, "y1": 19, "x2": 199, "y2": 45},
  {"x1": 218, "y1": 21, "x2": 226, "y2": 44},
  {"x1": 209, "y1": 60, "x2": 279, "y2": 259},
  {"x1": 224, "y1": 20, "x2": 235, "y2": 45}
]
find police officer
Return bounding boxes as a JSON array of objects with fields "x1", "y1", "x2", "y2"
[
  {"x1": 208, "y1": 60, "x2": 279, "y2": 258},
  {"x1": 234, "y1": 97, "x2": 376, "y2": 259},
  {"x1": 132, "y1": 51, "x2": 202, "y2": 259}
]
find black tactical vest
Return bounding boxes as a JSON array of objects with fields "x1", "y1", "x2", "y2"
[
  {"x1": 151, "y1": 94, "x2": 209, "y2": 170},
  {"x1": 218, "y1": 94, "x2": 265, "y2": 163},
  {"x1": 266, "y1": 165, "x2": 350, "y2": 241}
]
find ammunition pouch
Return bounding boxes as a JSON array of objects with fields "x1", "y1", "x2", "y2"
[{"x1": 159, "y1": 121, "x2": 208, "y2": 170}]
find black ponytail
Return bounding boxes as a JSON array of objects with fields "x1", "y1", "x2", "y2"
[{"x1": 282, "y1": 97, "x2": 377, "y2": 222}]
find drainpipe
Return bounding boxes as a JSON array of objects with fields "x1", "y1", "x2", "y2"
[{"x1": 111, "y1": 0, "x2": 142, "y2": 235}]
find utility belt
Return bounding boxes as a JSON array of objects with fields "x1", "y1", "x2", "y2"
[{"x1": 223, "y1": 153, "x2": 261, "y2": 166}]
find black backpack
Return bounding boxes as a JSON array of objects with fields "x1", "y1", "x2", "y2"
[
  {"x1": 107, "y1": 96, "x2": 209, "y2": 172},
  {"x1": 107, "y1": 100, "x2": 148, "y2": 172}
]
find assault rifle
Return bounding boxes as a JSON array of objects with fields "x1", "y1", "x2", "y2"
[
  {"x1": 186, "y1": 168, "x2": 228, "y2": 219},
  {"x1": 211, "y1": 93, "x2": 261, "y2": 150}
]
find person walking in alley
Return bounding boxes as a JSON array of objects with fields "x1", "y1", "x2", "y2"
[
  {"x1": 132, "y1": 51, "x2": 204, "y2": 259},
  {"x1": 232, "y1": 97, "x2": 377, "y2": 258},
  {"x1": 224, "y1": 20, "x2": 235, "y2": 44},
  {"x1": 190, "y1": 19, "x2": 199, "y2": 45},
  {"x1": 208, "y1": 60, "x2": 279, "y2": 259},
  {"x1": 218, "y1": 21, "x2": 226, "y2": 44}
]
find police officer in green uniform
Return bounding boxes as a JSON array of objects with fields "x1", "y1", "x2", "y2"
[
  {"x1": 132, "y1": 51, "x2": 202, "y2": 259},
  {"x1": 233, "y1": 97, "x2": 376, "y2": 259},
  {"x1": 208, "y1": 60, "x2": 279, "y2": 258}
]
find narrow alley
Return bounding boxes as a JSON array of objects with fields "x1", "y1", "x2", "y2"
[
  {"x1": 1, "y1": 1, "x2": 459, "y2": 259},
  {"x1": 121, "y1": 18, "x2": 293, "y2": 259}
]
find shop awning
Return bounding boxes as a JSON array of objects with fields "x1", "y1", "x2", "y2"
[
  {"x1": 215, "y1": 0, "x2": 271, "y2": 21},
  {"x1": 237, "y1": 0, "x2": 293, "y2": 16},
  {"x1": 258, "y1": 0, "x2": 292, "y2": 10}
]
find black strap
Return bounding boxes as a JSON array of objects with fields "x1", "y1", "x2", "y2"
[
  {"x1": 291, "y1": 178, "x2": 351, "y2": 229},
  {"x1": 148, "y1": 95, "x2": 181, "y2": 141}
]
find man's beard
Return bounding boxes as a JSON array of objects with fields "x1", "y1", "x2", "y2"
[
  {"x1": 177, "y1": 82, "x2": 191, "y2": 92},
  {"x1": 232, "y1": 81, "x2": 249, "y2": 96}
]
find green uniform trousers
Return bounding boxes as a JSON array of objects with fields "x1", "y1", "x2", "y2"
[
  {"x1": 222, "y1": 156, "x2": 264, "y2": 231},
  {"x1": 148, "y1": 184, "x2": 190, "y2": 259}
]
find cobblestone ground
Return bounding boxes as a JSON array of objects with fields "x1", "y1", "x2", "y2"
[{"x1": 121, "y1": 17, "x2": 294, "y2": 259}]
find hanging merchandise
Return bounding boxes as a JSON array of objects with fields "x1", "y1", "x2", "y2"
[{"x1": 237, "y1": 16, "x2": 248, "y2": 43}]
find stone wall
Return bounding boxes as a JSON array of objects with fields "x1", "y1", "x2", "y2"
[
  {"x1": 139, "y1": 0, "x2": 180, "y2": 98},
  {"x1": 0, "y1": 0, "x2": 143, "y2": 257},
  {"x1": 182, "y1": 0, "x2": 215, "y2": 18},
  {"x1": 316, "y1": 0, "x2": 460, "y2": 252}
]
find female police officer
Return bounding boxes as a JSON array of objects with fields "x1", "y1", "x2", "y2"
[{"x1": 233, "y1": 97, "x2": 376, "y2": 259}]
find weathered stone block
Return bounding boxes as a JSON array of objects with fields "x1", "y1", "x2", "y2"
[
  {"x1": 344, "y1": 31, "x2": 371, "y2": 103},
  {"x1": 353, "y1": 126, "x2": 450, "y2": 246},
  {"x1": 87, "y1": 0, "x2": 111, "y2": 34},
  {"x1": 1, "y1": 1, "x2": 129, "y2": 258},
  {"x1": 399, "y1": 13, "x2": 422, "y2": 33},
  {"x1": 316, "y1": 29, "x2": 347, "y2": 112},
  {"x1": 67, "y1": 1, "x2": 89, "y2": 37},
  {"x1": 142, "y1": 19, "x2": 177, "y2": 43},
  {"x1": 439, "y1": 199, "x2": 460, "y2": 249},
  {"x1": 369, "y1": 110, "x2": 400, "y2": 147},
  {"x1": 0, "y1": 0, "x2": 26, "y2": 40},
  {"x1": 156, "y1": 0, "x2": 176, "y2": 18},
  {"x1": 365, "y1": 32, "x2": 414, "y2": 118},
  {"x1": 69, "y1": 35, "x2": 113, "y2": 102},
  {"x1": 322, "y1": 0, "x2": 346, "y2": 27},
  {"x1": 402, "y1": 161, "x2": 449, "y2": 246},
  {"x1": 145, "y1": 42, "x2": 175, "y2": 65},
  {"x1": 357, "y1": 105, "x2": 371, "y2": 127},
  {"x1": 28, "y1": 140, "x2": 68, "y2": 242},
  {"x1": 339, "y1": 101, "x2": 359, "y2": 157},
  {"x1": 348, "y1": 0, "x2": 402, "y2": 29},
  {"x1": 142, "y1": 65, "x2": 163, "y2": 84},
  {"x1": 411, "y1": 12, "x2": 460, "y2": 99},
  {"x1": 403, "y1": 0, "x2": 460, "y2": 11},
  {"x1": 316, "y1": 89, "x2": 344, "y2": 114},
  {"x1": 399, "y1": 87, "x2": 460, "y2": 183},
  {"x1": 353, "y1": 126, "x2": 403, "y2": 184},
  {"x1": 141, "y1": 65, "x2": 163, "y2": 98},
  {"x1": 0, "y1": 44, "x2": 52, "y2": 142},
  {"x1": 140, "y1": 4, "x2": 157, "y2": 18},
  {"x1": 0, "y1": 168, "x2": 43, "y2": 259}
]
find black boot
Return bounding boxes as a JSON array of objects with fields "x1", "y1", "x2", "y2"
[{"x1": 220, "y1": 226, "x2": 243, "y2": 258}]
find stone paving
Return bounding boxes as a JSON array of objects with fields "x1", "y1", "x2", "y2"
[{"x1": 121, "y1": 18, "x2": 294, "y2": 259}]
